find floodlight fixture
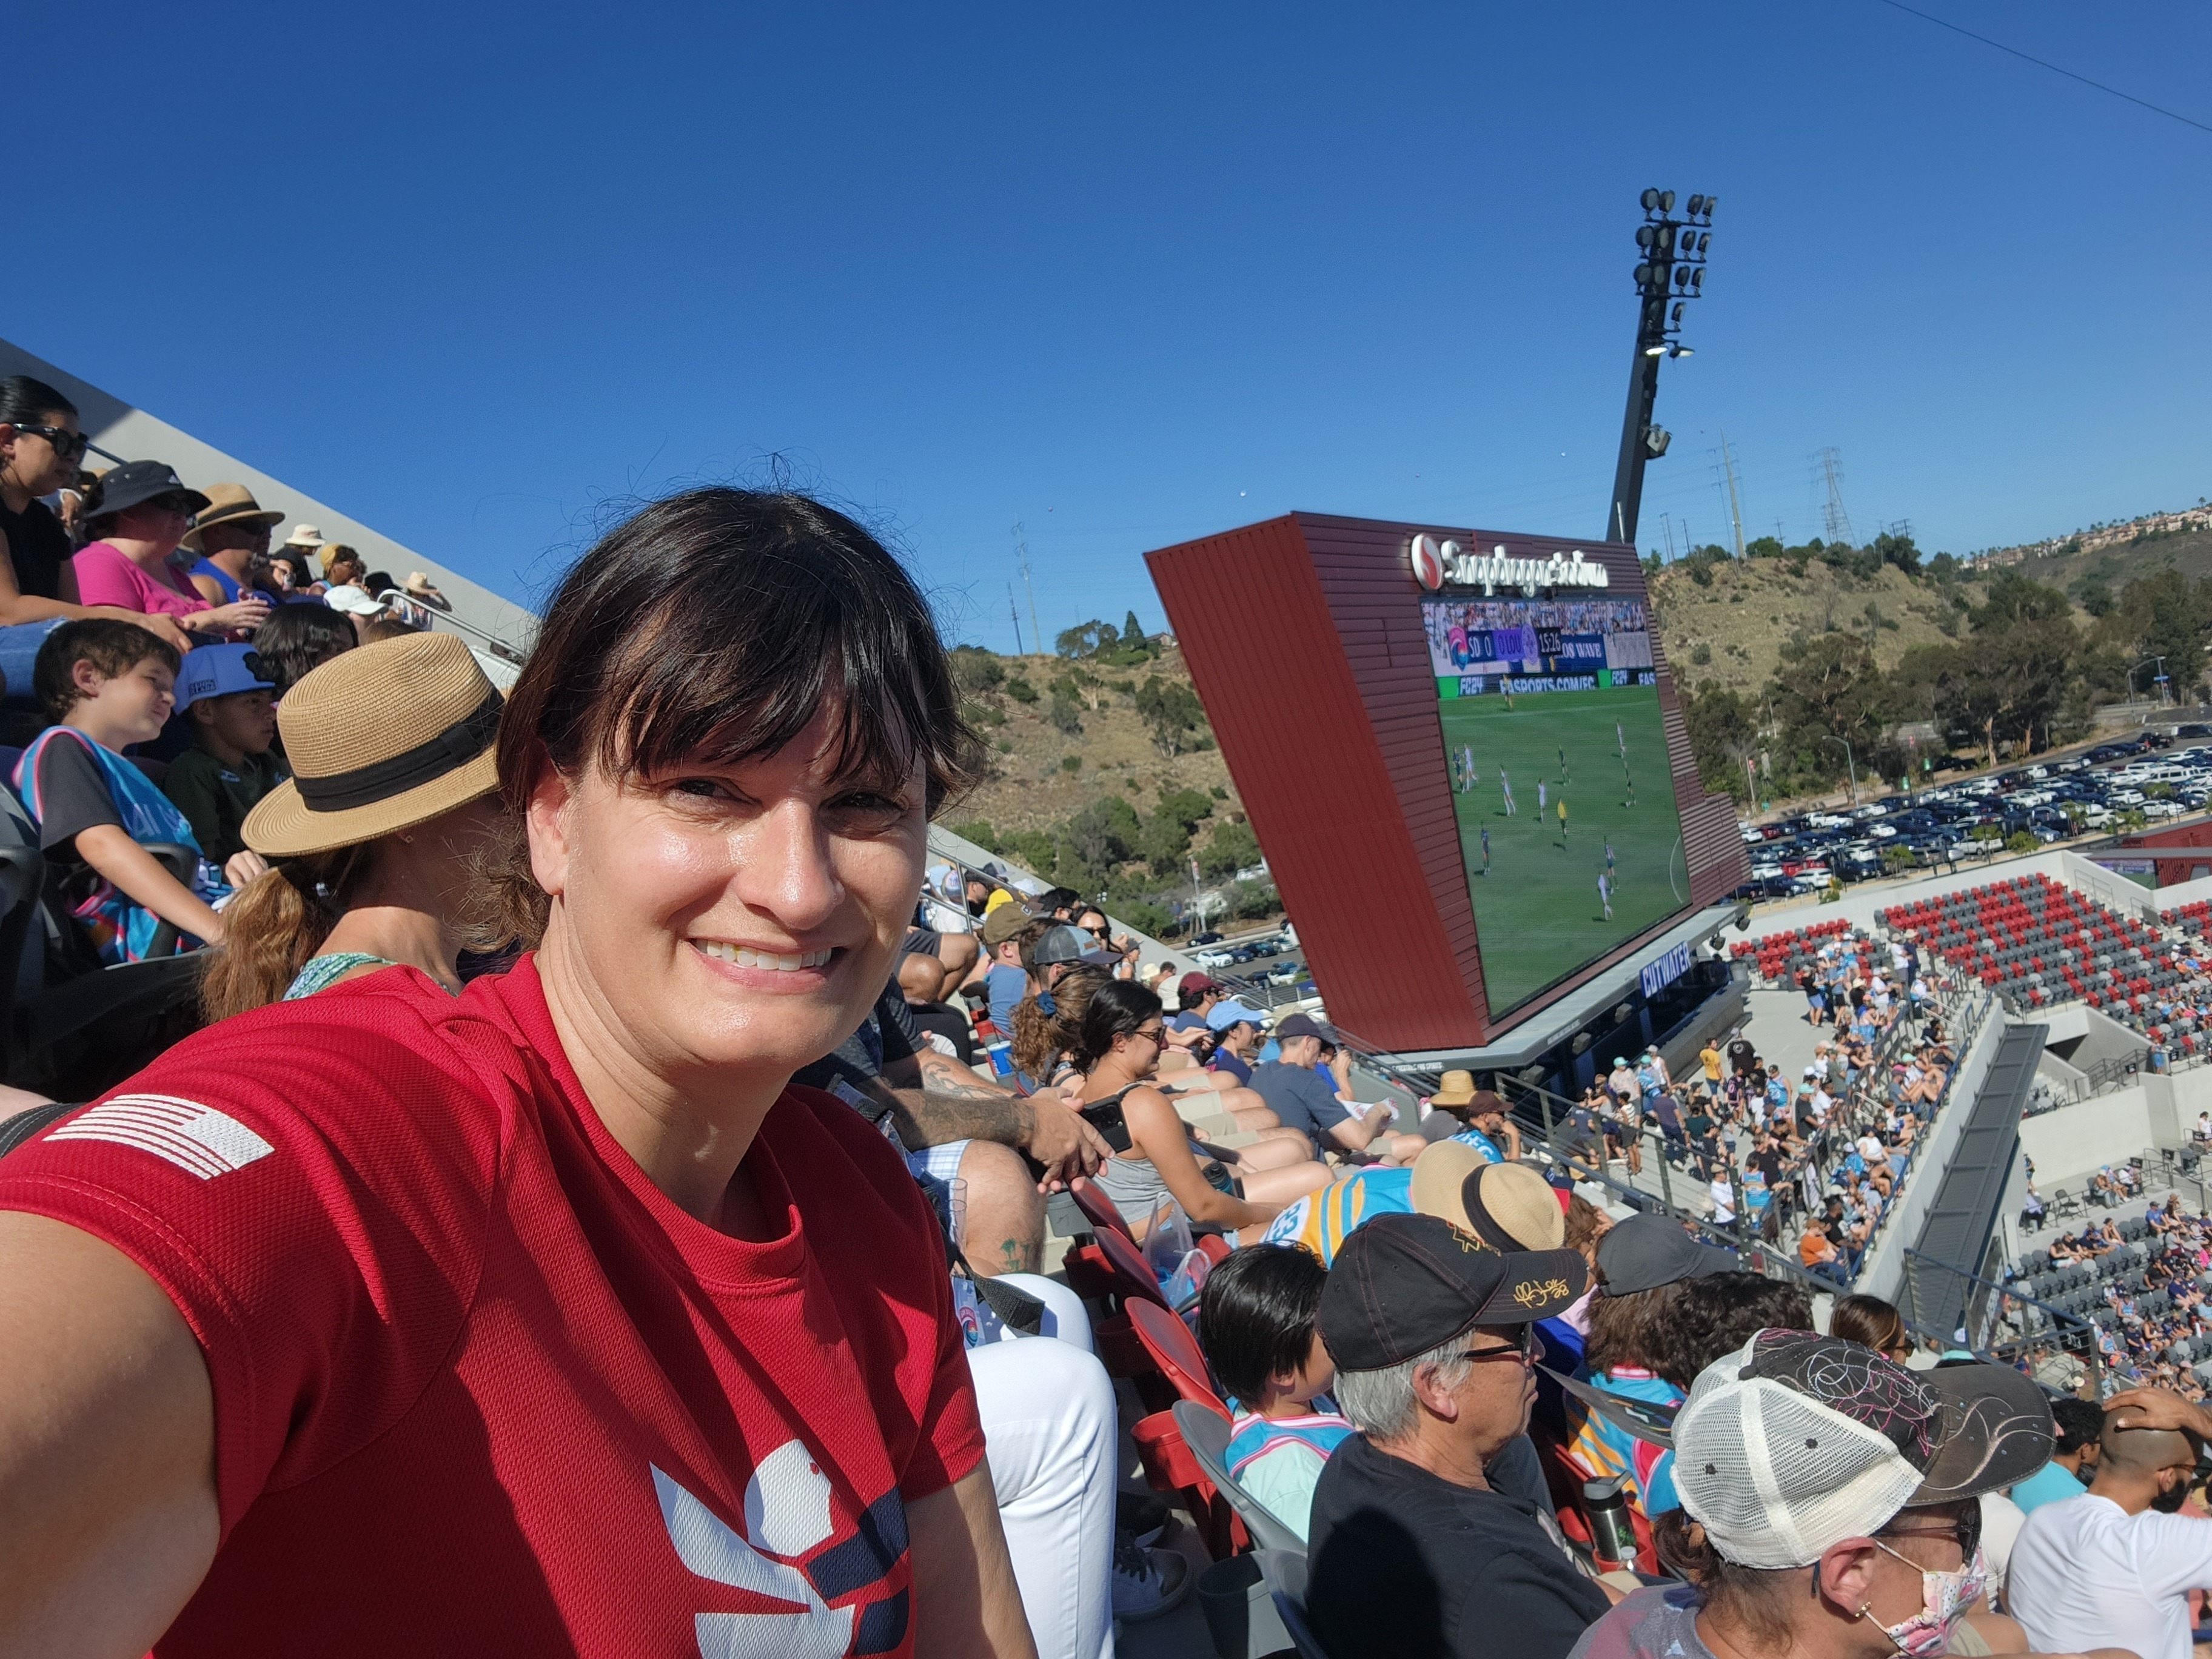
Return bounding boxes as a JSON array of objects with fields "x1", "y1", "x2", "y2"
[
  {"x1": 1641, "y1": 187, "x2": 1661, "y2": 211},
  {"x1": 1688, "y1": 193, "x2": 1706, "y2": 215},
  {"x1": 1691, "y1": 269, "x2": 1704, "y2": 290},
  {"x1": 1635, "y1": 263, "x2": 1652, "y2": 286},
  {"x1": 1644, "y1": 343, "x2": 1667, "y2": 356},
  {"x1": 1659, "y1": 190, "x2": 1675, "y2": 211},
  {"x1": 1637, "y1": 224, "x2": 1655, "y2": 247}
]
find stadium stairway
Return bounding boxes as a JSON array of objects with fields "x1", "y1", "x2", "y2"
[{"x1": 1896, "y1": 1021, "x2": 2048, "y2": 1339}]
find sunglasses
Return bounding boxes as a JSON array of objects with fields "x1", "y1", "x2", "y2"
[
  {"x1": 8, "y1": 423, "x2": 89, "y2": 460},
  {"x1": 1878, "y1": 1503, "x2": 1981, "y2": 1557}
]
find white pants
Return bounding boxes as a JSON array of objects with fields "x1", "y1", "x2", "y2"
[{"x1": 967, "y1": 1274, "x2": 1117, "y2": 1659}]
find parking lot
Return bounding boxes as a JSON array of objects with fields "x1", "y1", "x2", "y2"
[{"x1": 1734, "y1": 723, "x2": 2212, "y2": 900}]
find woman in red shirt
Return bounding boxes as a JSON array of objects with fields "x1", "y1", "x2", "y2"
[{"x1": 0, "y1": 488, "x2": 1032, "y2": 1657}]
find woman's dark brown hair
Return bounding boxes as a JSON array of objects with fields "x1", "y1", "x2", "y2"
[
  {"x1": 486, "y1": 488, "x2": 980, "y2": 946},
  {"x1": 1828, "y1": 1292, "x2": 1908, "y2": 1358},
  {"x1": 1010, "y1": 960, "x2": 1113, "y2": 1081}
]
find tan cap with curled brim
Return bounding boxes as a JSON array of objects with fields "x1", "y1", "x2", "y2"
[{"x1": 243, "y1": 633, "x2": 501, "y2": 857}]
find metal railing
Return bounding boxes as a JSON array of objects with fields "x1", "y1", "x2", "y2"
[{"x1": 1897, "y1": 1250, "x2": 2106, "y2": 1396}]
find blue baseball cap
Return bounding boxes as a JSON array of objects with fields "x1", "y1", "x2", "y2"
[
  {"x1": 175, "y1": 643, "x2": 275, "y2": 711},
  {"x1": 1206, "y1": 999, "x2": 1270, "y2": 1031}
]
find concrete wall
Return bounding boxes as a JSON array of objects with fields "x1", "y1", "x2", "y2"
[
  {"x1": 2017, "y1": 1088, "x2": 2155, "y2": 1191},
  {"x1": 0, "y1": 335, "x2": 535, "y2": 656},
  {"x1": 1862, "y1": 1002, "x2": 2006, "y2": 1302}
]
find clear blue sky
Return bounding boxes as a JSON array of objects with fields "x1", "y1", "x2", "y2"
[{"x1": 18, "y1": 2, "x2": 2208, "y2": 649}]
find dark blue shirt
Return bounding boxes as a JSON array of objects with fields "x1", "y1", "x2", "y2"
[{"x1": 1250, "y1": 1060, "x2": 1352, "y2": 1141}]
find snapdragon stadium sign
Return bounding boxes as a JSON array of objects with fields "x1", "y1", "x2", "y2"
[{"x1": 1409, "y1": 534, "x2": 1612, "y2": 598}]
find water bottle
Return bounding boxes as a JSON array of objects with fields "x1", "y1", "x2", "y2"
[{"x1": 1583, "y1": 1476, "x2": 1640, "y2": 1570}]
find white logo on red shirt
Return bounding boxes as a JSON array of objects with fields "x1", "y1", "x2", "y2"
[
  {"x1": 657, "y1": 1454, "x2": 854, "y2": 1658},
  {"x1": 47, "y1": 1094, "x2": 273, "y2": 1180}
]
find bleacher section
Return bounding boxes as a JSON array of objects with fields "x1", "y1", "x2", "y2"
[
  {"x1": 2005, "y1": 1215, "x2": 2212, "y2": 1387},
  {"x1": 1881, "y1": 872, "x2": 2196, "y2": 1044}
]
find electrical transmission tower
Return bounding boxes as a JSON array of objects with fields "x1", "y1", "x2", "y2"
[
  {"x1": 1718, "y1": 431, "x2": 1746, "y2": 558},
  {"x1": 1814, "y1": 448, "x2": 1855, "y2": 546},
  {"x1": 1011, "y1": 522, "x2": 1042, "y2": 659}
]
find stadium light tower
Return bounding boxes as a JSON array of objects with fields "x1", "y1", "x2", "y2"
[{"x1": 1604, "y1": 189, "x2": 1715, "y2": 547}]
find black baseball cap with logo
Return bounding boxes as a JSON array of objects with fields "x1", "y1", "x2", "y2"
[{"x1": 1317, "y1": 1212, "x2": 1587, "y2": 1372}]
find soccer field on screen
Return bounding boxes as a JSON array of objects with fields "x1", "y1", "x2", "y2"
[{"x1": 1434, "y1": 684, "x2": 1689, "y2": 1016}]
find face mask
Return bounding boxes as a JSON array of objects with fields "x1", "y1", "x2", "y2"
[
  {"x1": 1863, "y1": 1541, "x2": 1988, "y2": 1658},
  {"x1": 2151, "y1": 1478, "x2": 2190, "y2": 1514}
]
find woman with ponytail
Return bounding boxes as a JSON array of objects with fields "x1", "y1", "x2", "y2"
[{"x1": 200, "y1": 632, "x2": 506, "y2": 1018}]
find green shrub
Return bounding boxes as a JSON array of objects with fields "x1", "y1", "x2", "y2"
[
  {"x1": 1061, "y1": 754, "x2": 1082, "y2": 773},
  {"x1": 1005, "y1": 677, "x2": 1038, "y2": 703}
]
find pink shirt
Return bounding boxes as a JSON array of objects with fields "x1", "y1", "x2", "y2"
[{"x1": 70, "y1": 540, "x2": 212, "y2": 620}]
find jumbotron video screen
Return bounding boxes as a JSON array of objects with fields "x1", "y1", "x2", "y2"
[{"x1": 1423, "y1": 595, "x2": 1689, "y2": 1016}]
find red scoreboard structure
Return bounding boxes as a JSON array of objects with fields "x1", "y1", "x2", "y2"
[{"x1": 1146, "y1": 512, "x2": 1749, "y2": 1055}]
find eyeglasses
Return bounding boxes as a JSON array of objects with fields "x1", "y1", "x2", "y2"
[
  {"x1": 1132, "y1": 1025, "x2": 1165, "y2": 1045},
  {"x1": 1451, "y1": 1326, "x2": 1542, "y2": 1367},
  {"x1": 7, "y1": 423, "x2": 89, "y2": 460}
]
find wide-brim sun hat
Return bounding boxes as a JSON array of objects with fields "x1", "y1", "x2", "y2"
[
  {"x1": 243, "y1": 632, "x2": 502, "y2": 857},
  {"x1": 183, "y1": 481, "x2": 284, "y2": 550}
]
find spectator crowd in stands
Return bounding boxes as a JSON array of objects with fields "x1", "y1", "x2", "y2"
[{"x1": 5, "y1": 453, "x2": 2212, "y2": 1659}]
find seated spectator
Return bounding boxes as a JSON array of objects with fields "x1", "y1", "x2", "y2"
[
  {"x1": 317, "y1": 547, "x2": 387, "y2": 631},
  {"x1": 1425, "y1": 1082, "x2": 1524, "y2": 1164},
  {"x1": 1537, "y1": 1193, "x2": 1614, "y2": 1378},
  {"x1": 1167, "y1": 970, "x2": 1225, "y2": 1049},
  {"x1": 13, "y1": 621, "x2": 249, "y2": 959},
  {"x1": 2008, "y1": 1397, "x2": 2105, "y2": 1514},
  {"x1": 0, "y1": 377, "x2": 193, "y2": 687},
  {"x1": 1647, "y1": 1271, "x2": 1813, "y2": 1396},
  {"x1": 894, "y1": 948, "x2": 979, "y2": 1062},
  {"x1": 159, "y1": 643, "x2": 284, "y2": 865},
  {"x1": 1580, "y1": 1333, "x2": 2074, "y2": 1659},
  {"x1": 1251, "y1": 1013, "x2": 1423, "y2": 1162},
  {"x1": 1196, "y1": 1242, "x2": 1352, "y2": 1543},
  {"x1": 1309, "y1": 1213, "x2": 1609, "y2": 1659},
  {"x1": 199, "y1": 635, "x2": 508, "y2": 1014},
  {"x1": 183, "y1": 483, "x2": 284, "y2": 606},
  {"x1": 1261, "y1": 1136, "x2": 1550, "y2": 1266},
  {"x1": 1074, "y1": 980, "x2": 1328, "y2": 1241},
  {"x1": 70, "y1": 461, "x2": 270, "y2": 640},
  {"x1": 975, "y1": 899, "x2": 1039, "y2": 1032},
  {"x1": 1205, "y1": 998, "x2": 1267, "y2": 1084},
  {"x1": 404, "y1": 571, "x2": 451, "y2": 611},
  {"x1": 1799, "y1": 1216, "x2": 1847, "y2": 1285},
  {"x1": 1829, "y1": 1290, "x2": 1914, "y2": 1362},
  {"x1": 1561, "y1": 1213, "x2": 1735, "y2": 1522},
  {"x1": 2011, "y1": 1389, "x2": 2212, "y2": 1659}
]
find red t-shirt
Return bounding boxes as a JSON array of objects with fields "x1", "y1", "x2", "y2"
[{"x1": 0, "y1": 956, "x2": 983, "y2": 1656}]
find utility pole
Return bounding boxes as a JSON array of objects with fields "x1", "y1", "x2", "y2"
[
  {"x1": 1718, "y1": 431, "x2": 1746, "y2": 558},
  {"x1": 1604, "y1": 189, "x2": 1715, "y2": 545},
  {"x1": 1011, "y1": 522, "x2": 1042, "y2": 661},
  {"x1": 1008, "y1": 584, "x2": 1024, "y2": 656}
]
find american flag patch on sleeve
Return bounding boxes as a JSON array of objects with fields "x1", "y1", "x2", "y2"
[{"x1": 47, "y1": 1094, "x2": 275, "y2": 1179}]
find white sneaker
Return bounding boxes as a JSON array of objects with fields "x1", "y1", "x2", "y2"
[{"x1": 1110, "y1": 1538, "x2": 1192, "y2": 1622}]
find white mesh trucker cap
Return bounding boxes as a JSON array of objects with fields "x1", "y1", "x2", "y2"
[{"x1": 1672, "y1": 1329, "x2": 2054, "y2": 1569}]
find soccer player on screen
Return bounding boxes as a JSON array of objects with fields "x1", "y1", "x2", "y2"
[
  {"x1": 1598, "y1": 869, "x2": 1614, "y2": 921},
  {"x1": 1480, "y1": 826, "x2": 1491, "y2": 875},
  {"x1": 1499, "y1": 767, "x2": 1514, "y2": 816},
  {"x1": 1537, "y1": 780, "x2": 1547, "y2": 816},
  {"x1": 1557, "y1": 794, "x2": 1569, "y2": 843},
  {"x1": 1558, "y1": 745, "x2": 1569, "y2": 782}
]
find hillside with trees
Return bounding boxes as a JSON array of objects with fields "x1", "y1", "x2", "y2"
[
  {"x1": 942, "y1": 617, "x2": 1275, "y2": 937},
  {"x1": 1655, "y1": 531, "x2": 2212, "y2": 807}
]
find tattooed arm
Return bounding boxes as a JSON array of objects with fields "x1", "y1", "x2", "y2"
[{"x1": 872, "y1": 1056, "x2": 1108, "y2": 1187}]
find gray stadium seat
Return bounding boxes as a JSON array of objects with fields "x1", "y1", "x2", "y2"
[{"x1": 1256, "y1": 1550, "x2": 1328, "y2": 1659}]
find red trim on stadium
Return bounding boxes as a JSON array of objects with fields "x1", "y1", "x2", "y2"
[{"x1": 1144, "y1": 512, "x2": 1749, "y2": 1052}]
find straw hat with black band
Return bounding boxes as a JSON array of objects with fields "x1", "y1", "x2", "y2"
[
  {"x1": 183, "y1": 482, "x2": 284, "y2": 551},
  {"x1": 243, "y1": 633, "x2": 501, "y2": 857}
]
